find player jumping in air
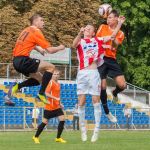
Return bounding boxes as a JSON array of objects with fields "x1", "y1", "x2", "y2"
[{"x1": 6, "y1": 14, "x2": 65, "y2": 104}]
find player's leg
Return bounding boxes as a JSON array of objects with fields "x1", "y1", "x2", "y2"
[
  {"x1": 33, "y1": 117, "x2": 48, "y2": 144},
  {"x1": 113, "y1": 75, "x2": 126, "y2": 99},
  {"x1": 101, "y1": 79, "x2": 117, "y2": 123},
  {"x1": 76, "y1": 70, "x2": 88, "y2": 141},
  {"x1": 9, "y1": 72, "x2": 42, "y2": 97},
  {"x1": 6, "y1": 57, "x2": 42, "y2": 103},
  {"x1": 73, "y1": 116, "x2": 75, "y2": 130},
  {"x1": 56, "y1": 113, "x2": 66, "y2": 143},
  {"x1": 78, "y1": 95, "x2": 87, "y2": 142},
  {"x1": 77, "y1": 116, "x2": 79, "y2": 130},
  {"x1": 91, "y1": 95, "x2": 101, "y2": 142},
  {"x1": 108, "y1": 59, "x2": 127, "y2": 103},
  {"x1": 98, "y1": 64, "x2": 117, "y2": 122},
  {"x1": 89, "y1": 70, "x2": 101, "y2": 142},
  {"x1": 36, "y1": 60, "x2": 55, "y2": 103},
  {"x1": 98, "y1": 64, "x2": 110, "y2": 115}
]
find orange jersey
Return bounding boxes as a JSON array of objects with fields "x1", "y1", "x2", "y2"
[
  {"x1": 45, "y1": 80, "x2": 61, "y2": 111},
  {"x1": 96, "y1": 24, "x2": 124, "y2": 59},
  {"x1": 13, "y1": 26, "x2": 50, "y2": 57}
]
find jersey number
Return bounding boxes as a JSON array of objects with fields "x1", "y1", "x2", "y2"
[{"x1": 18, "y1": 31, "x2": 29, "y2": 41}]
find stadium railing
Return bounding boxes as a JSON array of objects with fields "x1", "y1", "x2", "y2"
[
  {"x1": 0, "y1": 106, "x2": 150, "y2": 131},
  {"x1": 0, "y1": 63, "x2": 149, "y2": 106}
]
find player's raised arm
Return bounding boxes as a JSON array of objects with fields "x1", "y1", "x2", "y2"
[
  {"x1": 45, "y1": 44, "x2": 65, "y2": 54},
  {"x1": 111, "y1": 16, "x2": 126, "y2": 46},
  {"x1": 72, "y1": 27, "x2": 84, "y2": 48}
]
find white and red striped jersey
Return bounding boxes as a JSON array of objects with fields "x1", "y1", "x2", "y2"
[{"x1": 77, "y1": 37, "x2": 104, "y2": 70}]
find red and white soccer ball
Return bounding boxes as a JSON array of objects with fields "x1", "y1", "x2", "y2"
[{"x1": 98, "y1": 4, "x2": 112, "y2": 18}]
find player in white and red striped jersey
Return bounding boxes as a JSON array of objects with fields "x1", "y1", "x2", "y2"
[{"x1": 72, "y1": 24, "x2": 112, "y2": 142}]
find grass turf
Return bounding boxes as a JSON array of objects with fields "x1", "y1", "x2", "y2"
[{"x1": 0, "y1": 131, "x2": 150, "y2": 150}]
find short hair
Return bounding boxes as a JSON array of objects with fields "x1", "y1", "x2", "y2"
[
  {"x1": 109, "y1": 10, "x2": 119, "y2": 17},
  {"x1": 29, "y1": 14, "x2": 42, "y2": 25},
  {"x1": 54, "y1": 68, "x2": 60, "y2": 73},
  {"x1": 86, "y1": 23, "x2": 96, "y2": 32}
]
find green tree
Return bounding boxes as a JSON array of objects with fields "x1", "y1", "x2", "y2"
[{"x1": 103, "y1": 0, "x2": 150, "y2": 90}]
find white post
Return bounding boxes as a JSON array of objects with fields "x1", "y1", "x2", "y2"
[
  {"x1": 149, "y1": 93, "x2": 150, "y2": 106},
  {"x1": 6, "y1": 64, "x2": 10, "y2": 78},
  {"x1": 64, "y1": 66, "x2": 67, "y2": 80},
  {"x1": 23, "y1": 107, "x2": 26, "y2": 129},
  {"x1": 69, "y1": 48, "x2": 72, "y2": 80},
  {"x1": 4, "y1": 107, "x2": 5, "y2": 131},
  {"x1": 133, "y1": 86, "x2": 136, "y2": 100}
]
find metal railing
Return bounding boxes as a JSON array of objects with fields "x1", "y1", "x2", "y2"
[
  {"x1": 0, "y1": 107, "x2": 150, "y2": 130},
  {"x1": 0, "y1": 63, "x2": 149, "y2": 105}
]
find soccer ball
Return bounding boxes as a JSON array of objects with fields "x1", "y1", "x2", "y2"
[{"x1": 98, "y1": 4, "x2": 112, "y2": 18}]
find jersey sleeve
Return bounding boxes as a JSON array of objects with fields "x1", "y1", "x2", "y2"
[
  {"x1": 116, "y1": 31, "x2": 125, "y2": 44},
  {"x1": 34, "y1": 30, "x2": 51, "y2": 49},
  {"x1": 45, "y1": 81, "x2": 53, "y2": 93},
  {"x1": 96, "y1": 24, "x2": 104, "y2": 37}
]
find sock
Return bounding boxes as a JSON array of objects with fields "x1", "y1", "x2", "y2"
[
  {"x1": 78, "y1": 105, "x2": 86, "y2": 133},
  {"x1": 57, "y1": 121, "x2": 65, "y2": 138},
  {"x1": 35, "y1": 122, "x2": 46, "y2": 137},
  {"x1": 39, "y1": 71, "x2": 53, "y2": 95},
  {"x1": 101, "y1": 89, "x2": 109, "y2": 115},
  {"x1": 18, "y1": 78, "x2": 40, "y2": 89},
  {"x1": 113, "y1": 85, "x2": 124, "y2": 97},
  {"x1": 93, "y1": 103, "x2": 102, "y2": 133}
]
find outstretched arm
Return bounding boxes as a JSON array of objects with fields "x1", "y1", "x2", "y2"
[
  {"x1": 35, "y1": 46, "x2": 47, "y2": 55},
  {"x1": 45, "y1": 45, "x2": 65, "y2": 54},
  {"x1": 72, "y1": 27, "x2": 84, "y2": 48}
]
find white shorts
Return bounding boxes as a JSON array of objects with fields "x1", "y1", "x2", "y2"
[{"x1": 76, "y1": 69, "x2": 101, "y2": 96}]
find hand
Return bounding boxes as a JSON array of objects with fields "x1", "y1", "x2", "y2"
[
  {"x1": 40, "y1": 49, "x2": 47, "y2": 56},
  {"x1": 78, "y1": 27, "x2": 85, "y2": 35},
  {"x1": 56, "y1": 97, "x2": 60, "y2": 101},
  {"x1": 58, "y1": 44, "x2": 65, "y2": 50},
  {"x1": 118, "y1": 16, "x2": 126, "y2": 25},
  {"x1": 60, "y1": 103, "x2": 64, "y2": 109}
]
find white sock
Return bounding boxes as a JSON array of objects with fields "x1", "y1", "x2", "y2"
[
  {"x1": 78, "y1": 105, "x2": 86, "y2": 133},
  {"x1": 93, "y1": 103, "x2": 101, "y2": 133}
]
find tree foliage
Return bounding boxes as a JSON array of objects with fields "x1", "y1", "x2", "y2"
[{"x1": 103, "y1": 0, "x2": 150, "y2": 90}]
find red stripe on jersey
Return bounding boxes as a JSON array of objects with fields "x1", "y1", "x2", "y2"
[
  {"x1": 77, "y1": 44, "x2": 84, "y2": 70},
  {"x1": 95, "y1": 37, "x2": 104, "y2": 57},
  {"x1": 89, "y1": 57, "x2": 94, "y2": 66}
]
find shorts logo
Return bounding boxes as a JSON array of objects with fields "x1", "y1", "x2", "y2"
[{"x1": 36, "y1": 59, "x2": 40, "y2": 63}]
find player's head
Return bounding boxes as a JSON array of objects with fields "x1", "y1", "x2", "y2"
[
  {"x1": 107, "y1": 10, "x2": 119, "y2": 26},
  {"x1": 83, "y1": 24, "x2": 95, "y2": 38},
  {"x1": 29, "y1": 14, "x2": 44, "y2": 29},
  {"x1": 52, "y1": 68, "x2": 60, "y2": 81}
]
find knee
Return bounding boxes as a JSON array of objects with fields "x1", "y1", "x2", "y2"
[
  {"x1": 118, "y1": 82, "x2": 127, "y2": 90},
  {"x1": 42, "y1": 63, "x2": 55, "y2": 73},
  {"x1": 43, "y1": 120, "x2": 48, "y2": 125},
  {"x1": 47, "y1": 64, "x2": 55, "y2": 73},
  {"x1": 78, "y1": 102, "x2": 85, "y2": 107}
]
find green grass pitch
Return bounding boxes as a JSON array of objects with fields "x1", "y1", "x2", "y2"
[{"x1": 0, "y1": 131, "x2": 150, "y2": 150}]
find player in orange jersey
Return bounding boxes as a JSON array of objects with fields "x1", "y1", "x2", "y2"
[
  {"x1": 33, "y1": 69, "x2": 66, "y2": 144},
  {"x1": 96, "y1": 10, "x2": 126, "y2": 122},
  {"x1": 6, "y1": 14, "x2": 65, "y2": 104}
]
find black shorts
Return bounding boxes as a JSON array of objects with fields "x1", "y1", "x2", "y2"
[
  {"x1": 13, "y1": 56, "x2": 40, "y2": 76},
  {"x1": 98, "y1": 56, "x2": 124, "y2": 79},
  {"x1": 44, "y1": 108, "x2": 64, "y2": 120}
]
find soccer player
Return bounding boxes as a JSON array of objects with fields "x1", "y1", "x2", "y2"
[
  {"x1": 72, "y1": 24, "x2": 113, "y2": 142},
  {"x1": 96, "y1": 10, "x2": 126, "y2": 122},
  {"x1": 33, "y1": 69, "x2": 66, "y2": 144},
  {"x1": 6, "y1": 13, "x2": 65, "y2": 104}
]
